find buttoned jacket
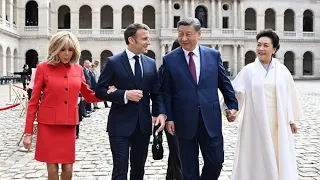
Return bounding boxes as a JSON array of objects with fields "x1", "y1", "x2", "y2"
[{"x1": 24, "y1": 62, "x2": 100, "y2": 134}]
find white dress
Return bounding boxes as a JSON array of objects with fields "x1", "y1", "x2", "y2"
[
  {"x1": 264, "y1": 67, "x2": 279, "y2": 170},
  {"x1": 228, "y1": 58, "x2": 302, "y2": 180}
]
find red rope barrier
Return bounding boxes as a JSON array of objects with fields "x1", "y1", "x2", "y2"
[
  {"x1": 12, "y1": 84, "x2": 26, "y2": 91},
  {"x1": 0, "y1": 103, "x2": 21, "y2": 111}
]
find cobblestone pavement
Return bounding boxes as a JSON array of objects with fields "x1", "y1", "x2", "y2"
[{"x1": 0, "y1": 81, "x2": 319, "y2": 180}]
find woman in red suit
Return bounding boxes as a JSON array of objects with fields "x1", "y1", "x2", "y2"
[{"x1": 23, "y1": 31, "x2": 101, "y2": 180}]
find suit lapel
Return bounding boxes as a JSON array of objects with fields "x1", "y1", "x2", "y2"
[
  {"x1": 177, "y1": 47, "x2": 197, "y2": 86},
  {"x1": 120, "y1": 51, "x2": 135, "y2": 84},
  {"x1": 198, "y1": 46, "x2": 207, "y2": 85}
]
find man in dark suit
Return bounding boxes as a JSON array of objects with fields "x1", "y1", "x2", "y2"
[
  {"x1": 162, "y1": 17, "x2": 238, "y2": 180},
  {"x1": 95, "y1": 23, "x2": 166, "y2": 180},
  {"x1": 83, "y1": 60, "x2": 92, "y2": 113}
]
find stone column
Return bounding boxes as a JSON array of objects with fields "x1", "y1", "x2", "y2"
[
  {"x1": 211, "y1": 44, "x2": 216, "y2": 49},
  {"x1": 184, "y1": 0, "x2": 188, "y2": 18},
  {"x1": 233, "y1": 0, "x2": 237, "y2": 29},
  {"x1": 211, "y1": 0, "x2": 216, "y2": 28},
  {"x1": 239, "y1": 45, "x2": 244, "y2": 70},
  {"x1": 134, "y1": 10, "x2": 142, "y2": 24},
  {"x1": 92, "y1": 10, "x2": 100, "y2": 34},
  {"x1": 240, "y1": 0, "x2": 244, "y2": 29},
  {"x1": 113, "y1": 10, "x2": 121, "y2": 34},
  {"x1": 71, "y1": 11, "x2": 79, "y2": 34},
  {"x1": 218, "y1": 44, "x2": 223, "y2": 55},
  {"x1": 9, "y1": 55, "x2": 13, "y2": 74},
  {"x1": 2, "y1": 55, "x2": 6, "y2": 76},
  {"x1": 161, "y1": 44, "x2": 166, "y2": 58},
  {"x1": 191, "y1": 0, "x2": 195, "y2": 18},
  {"x1": 276, "y1": 14, "x2": 284, "y2": 36},
  {"x1": 51, "y1": 10, "x2": 58, "y2": 33},
  {"x1": 38, "y1": 4, "x2": 49, "y2": 34},
  {"x1": 2, "y1": 0, "x2": 6, "y2": 23},
  {"x1": 295, "y1": 55, "x2": 303, "y2": 77},
  {"x1": 257, "y1": 13, "x2": 265, "y2": 31},
  {"x1": 295, "y1": 12, "x2": 303, "y2": 38},
  {"x1": 233, "y1": 45, "x2": 238, "y2": 75},
  {"x1": 9, "y1": 0, "x2": 13, "y2": 24},
  {"x1": 168, "y1": 0, "x2": 172, "y2": 28},
  {"x1": 217, "y1": 0, "x2": 222, "y2": 29},
  {"x1": 168, "y1": 44, "x2": 172, "y2": 52},
  {"x1": 161, "y1": 0, "x2": 165, "y2": 28}
]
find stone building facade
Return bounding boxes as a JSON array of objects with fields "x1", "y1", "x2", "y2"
[{"x1": 0, "y1": 0, "x2": 319, "y2": 78}]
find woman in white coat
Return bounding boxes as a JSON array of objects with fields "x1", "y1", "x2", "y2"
[{"x1": 230, "y1": 29, "x2": 302, "y2": 180}]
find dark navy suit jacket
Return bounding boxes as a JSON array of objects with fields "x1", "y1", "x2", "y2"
[
  {"x1": 96, "y1": 51, "x2": 166, "y2": 136},
  {"x1": 162, "y1": 46, "x2": 238, "y2": 139}
]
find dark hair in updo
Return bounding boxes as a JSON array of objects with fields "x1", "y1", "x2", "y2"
[{"x1": 256, "y1": 29, "x2": 280, "y2": 54}]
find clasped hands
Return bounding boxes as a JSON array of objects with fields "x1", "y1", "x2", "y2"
[{"x1": 226, "y1": 109, "x2": 237, "y2": 122}]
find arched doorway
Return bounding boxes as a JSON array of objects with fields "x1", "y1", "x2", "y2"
[
  {"x1": 6, "y1": 47, "x2": 11, "y2": 75},
  {"x1": 245, "y1": 8, "x2": 256, "y2": 30},
  {"x1": 284, "y1": 9, "x2": 295, "y2": 31},
  {"x1": 245, "y1": 51, "x2": 256, "y2": 65},
  {"x1": 80, "y1": 50, "x2": 92, "y2": 66},
  {"x1": 144, "y1": 50, "x2": 155, "y2": 59},
  {"x1": 25, "y1": 49, "x2": 38, "y2": 68},
  {"x1": 265, "y1": 8, "x2": 275, "y2": 30},
  {"x1": 195, "y1": 6, "x2": 207, "y2": 28},
  {"x1": 122, "y1": 5, "x2": 134, "y2": 29},
  {"x1": 100, "y1": 50, "x2": 113, "y2": 69},
  {"x1": 143, "y1": 6, "x2": 155, "y2": 29},
  {"x1": 58, "y1": 5, "x2": 71, "y2": 29},
  {"x1": 25, "y1": 1, "x2": 38, "y2": 26},
  {"x1": 303, "y1": 51, "x2": 313, "y2": 75},
  {"x1": 101, "y1": 5, "x2": 113, "y2": 29},
  {"x1": 79, "y1": 5, "x2": 92, "y2": 29},
  {"x1": 303, "y1": 10, "x2": 313, "y2": 32},
  {"x1": 284, "y1": 51, "x2": 295, "y2": 75}
]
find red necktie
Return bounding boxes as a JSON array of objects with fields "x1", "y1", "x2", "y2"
[{"x1": 188, "y1": 52, "x2": 197, "y2": 83}]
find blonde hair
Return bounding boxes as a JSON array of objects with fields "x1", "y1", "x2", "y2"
[{"x1": 47, "y1": 31, "x2": 81, "y2": 65}]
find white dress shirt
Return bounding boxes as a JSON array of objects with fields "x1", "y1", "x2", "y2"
[
  {"x1": 124, "y1": 48, "x2": 143, "y2": 103},
  {"x1": 125, "y1": 48, "x2": 144, "y2": 76},
  {"x1": 182, "y1": 45, "x2": 201, "y2": 83}
]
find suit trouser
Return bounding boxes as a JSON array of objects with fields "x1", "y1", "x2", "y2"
[
  {"x1": 109, "y1": 123, "x2": 150, "y2": 180},
  {"x1": 164, "y1": 128, "x2": 183, "y2": 180},
  {"x1": 76, "y1": 100, "x2": 84, "y2": 136},
  {"x1": 27, "y1": 88, "x2": 33, "y2": 100},
  {"x1": 177, "y1": 112, "x2": 224, "y2": 180}
]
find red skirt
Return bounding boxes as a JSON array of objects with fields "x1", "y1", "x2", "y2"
[{"x1": 35, "y1": 123, "x2": 76, "y2": 164}]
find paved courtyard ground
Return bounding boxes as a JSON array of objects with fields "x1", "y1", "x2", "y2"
[{"x1": 0, "y1": 81, "x2": 319, "y2": 180}]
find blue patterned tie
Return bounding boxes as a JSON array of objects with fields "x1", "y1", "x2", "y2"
[{"x1": 133, "y1": 55, "x2": 142, "y2": 87}]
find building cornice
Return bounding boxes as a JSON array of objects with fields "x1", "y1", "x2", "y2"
[
  {"x1": 9, "y1": 34, "x2": 320, "y2": 43},
  {"x1": 0, "y1": 29, "x2": 20, "y2": 39}
]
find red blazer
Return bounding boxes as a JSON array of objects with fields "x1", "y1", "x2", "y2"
[{"x1": 24, "y1": 62, "x2": 101, "y2": 134}]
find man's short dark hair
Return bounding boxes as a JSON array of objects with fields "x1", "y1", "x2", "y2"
[
  {"x1": 177, "y1": 17, "x2": 201, "y2": 32},
  {"x1": 256, "y1": 29, "x2": 280, "y2": 53},
  {"x1": 124, "y1": 23, "x2": 150, "y2": 45}
]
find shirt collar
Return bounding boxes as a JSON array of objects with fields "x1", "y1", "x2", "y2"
[
  {"x1": 182, "y1": 44, "x2": 200, "y2": 58},
  {"x1": 126, "y1": 48, "x2": 141, "y2": 60},
  {"x1": 259, "y1": 58, "x2": 273, "y2": 71}
]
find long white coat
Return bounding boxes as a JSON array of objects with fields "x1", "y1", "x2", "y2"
[{"x1": 230, "y1": 58, "x2": 302, "y2": 180}]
